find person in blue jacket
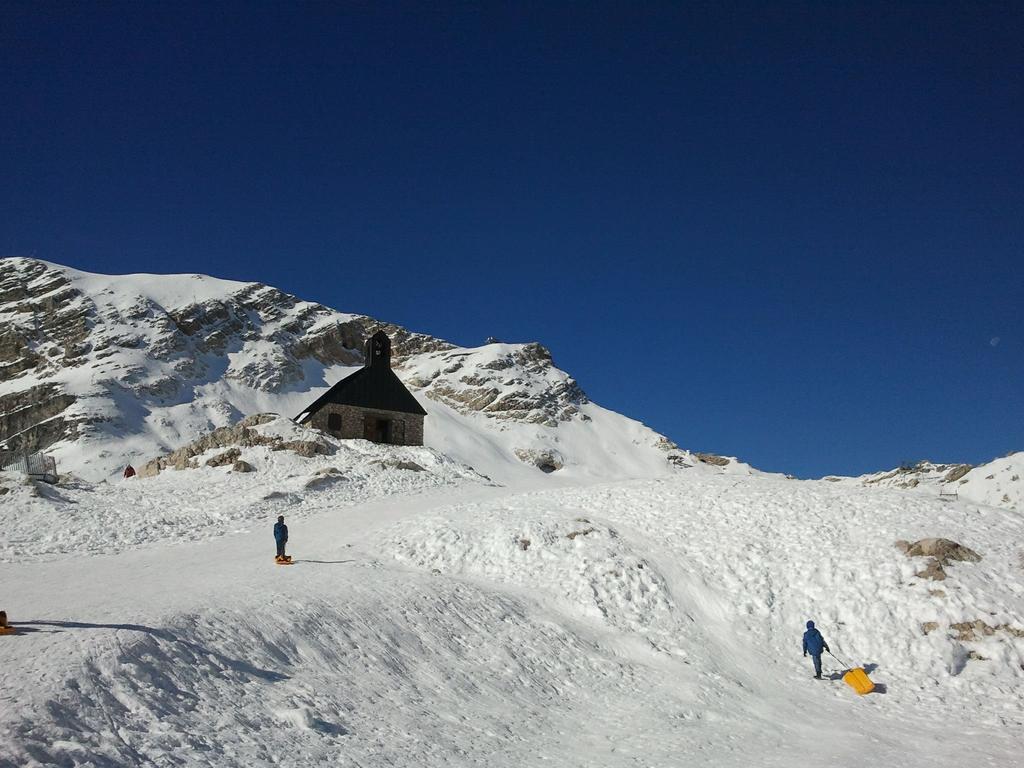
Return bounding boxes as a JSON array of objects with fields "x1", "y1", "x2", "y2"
[
  {"x1": 803, "y1": 620, "x2": 830, "y2": 679},
  {"x1": 274, "y1": 515, "x2": 289, "y2": 561}
]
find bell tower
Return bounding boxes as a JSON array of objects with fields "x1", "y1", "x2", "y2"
[{"x1": 365, "y1": 330, "x2": 392, "y2": 368}]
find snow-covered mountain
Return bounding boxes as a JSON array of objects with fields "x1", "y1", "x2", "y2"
[
  {"x1": 823, "y1": 454, "x2": 1024, "y2": 512},
  {"x1": 0, "y1": 257, "x2": 759, "y2": 483}
]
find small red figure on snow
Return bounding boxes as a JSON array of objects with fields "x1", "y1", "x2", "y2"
[{"x1": 123, "y1": 464, "x2": 136, "y2": 479}]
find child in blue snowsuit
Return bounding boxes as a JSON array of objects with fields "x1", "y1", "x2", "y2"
[
  {"x1": 274, "y1": 516, "x2": 288, "y2": 560},
  {"x1": 803, "y1": 620, "x2": 830, "y2": 679}
]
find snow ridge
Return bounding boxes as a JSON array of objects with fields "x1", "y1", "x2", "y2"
[{"x1": 824, "y1": 453, "x2": 1024, "y2": 511}]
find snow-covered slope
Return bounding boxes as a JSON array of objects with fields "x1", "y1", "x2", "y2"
[
  {"x1": 0, "y1": 415, "x2": 489, "y2": 561},
  {"x1": 0, "y1": 258, "x2": 757, "y2": 484},
  {"x1": 824, "y1": 453, "x2": 1024, "y2": 512},
  {"x1": 2, "y1": 465, "x2": 1022, "y2": 766}
]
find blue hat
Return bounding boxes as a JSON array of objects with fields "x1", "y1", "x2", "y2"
[{"x1": 806, "y1": 620, "x2": 815, "y2": 629}]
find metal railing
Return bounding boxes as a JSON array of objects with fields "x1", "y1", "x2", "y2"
[{"x1": 0, "y1": 451, "x2": 58, "y2": 484}]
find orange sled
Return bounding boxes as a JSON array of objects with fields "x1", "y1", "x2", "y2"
[{"x1": 842, "y1": 667, "x2": 875, "y2": 695}]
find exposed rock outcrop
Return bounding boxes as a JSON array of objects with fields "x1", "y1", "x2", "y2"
[
  {"x1": 274, "y1": 440, "x2": 331, "y2": 458},
  {"x1": 943, "y1": 464, "x2": 973, "y2": 484},
  {"x1": 368, "y1": 458, "x2": 426, "y2": 472},
  {"x1": 828, "y1": 455, "x2": 1023, "y2": 512},
  {"x1": 414, "y1": 343, "x2": 587, "y2": 426},
  {"x1": 921, "y1": 620, "x2": 1024, "y2": 640},
  {"x1": 206, "y1": 448, "x2": 241, "y2": 468},
  {"x1": 916, "y1": 559, "x2": 948, "y2": 581},
  {"x1": 514, "y1": 448, "x2": 564, "y2": 473},
  {"x1": 139, "y1": 415, "x2": 331, "y2": 476},
  {"x1": 896, "y1": 537, "x2": 982, "y2": 581},
  {"x1": 694, "y1": 452, "x2": 730, "y2": 467},
  {"x1": 0, "y1": 385, "x2": 78, "y2": 452},
  {"x1": 949, "y1": 620, "x2": 1024, "y2": 641},
  {"x1": 292, "y1": 319, "x2": 365, "y2": 366},
  {"x1": 905, "y1": 538, "x2": 982, "y2": 563},
  {"x1": 0, "y1": 326, "x2": 42, "y2": 377},
  {"x1": 862, "y1": 461, "x2": 975, "y2": 489}
]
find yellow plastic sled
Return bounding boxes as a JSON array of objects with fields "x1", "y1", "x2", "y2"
[{"x1": 842, "y1": 667, "x2": 875, "y2": 695}]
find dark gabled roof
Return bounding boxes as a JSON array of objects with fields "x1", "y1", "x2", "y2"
[
  {"x1": 296, "y1": 333, "x2": 427, "y2": 421},
  {"x1": 297, "y1": 364, "x2": 427, "y2": 420}
]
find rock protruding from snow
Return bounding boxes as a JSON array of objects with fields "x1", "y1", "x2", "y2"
[
  {"x1": 693, "y1": 452, "x2": 730, "y2": 467},
  {"x1": 139, "y1": 415, "x2": 331, "y2": 476},
  {"x1": 514, "y1": 447, "x2": 565, "y2": 473},
  {"x1": 206, "y1": 448, "x2": 242, "y2": 467},
  {"x1": 904, "y1": 537, "x2": 982, "y2": 563},
  {"x1": 897, "y1": 537, "x2": 982, "y2": 581}
]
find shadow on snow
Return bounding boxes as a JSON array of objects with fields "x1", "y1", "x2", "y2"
[{"x1": 13, "y1": 619, "x2": 289, "y2": 682}]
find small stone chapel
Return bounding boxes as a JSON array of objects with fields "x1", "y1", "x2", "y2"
[{"x1": 296, "y1": 331, "x2": 426, "y2": 446}]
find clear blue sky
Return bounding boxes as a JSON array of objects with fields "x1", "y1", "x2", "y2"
[{"x1": 2, "y1": 1, "x2": 1021, "y2": 478}]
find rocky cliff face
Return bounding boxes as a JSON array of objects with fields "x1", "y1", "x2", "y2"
[
  {"x1": 0, "y1": 258, "x2": 723, "y2": 482},
  {"x1": 402, "y1": 341, "x2": 587, "y2": 426}
]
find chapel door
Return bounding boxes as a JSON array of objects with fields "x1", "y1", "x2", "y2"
[{"x1": 363, "y1": 416, "x2": 391, "y2": 443}]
